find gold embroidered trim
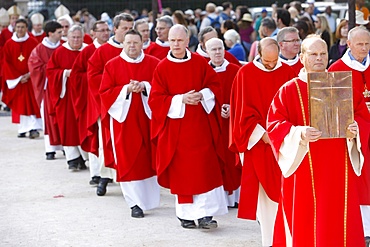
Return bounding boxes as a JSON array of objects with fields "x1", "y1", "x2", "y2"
[{"x1": 294, "y1": 79, "x2": 317, "y2": 247}]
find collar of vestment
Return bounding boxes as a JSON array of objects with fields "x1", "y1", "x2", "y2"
[
  {"x1": 42, "y1": 37, "x2": 60, "y2": 49},
  {"x1": 210, "y1": 59, "x2": 229, "y2": 72},
  {"x1": 155, "y1": 37, "x2": 170, "y2": 47},
  {"x1": 11, "y1": 32, "x2": 29, "y2": 42},
  {"x1": 62, "y1": 41, "x2": 87, "y2": 51},
  {"x1": 341, "y1": 49, "x2": 370, "y2": 72},
  {"x1": 196, "y1": 44, "x2": 209, "y2": 58},
  {"x1": 298, "y1": 68, "x2": 328, "y2": 83},
  {"x1": 120, "y1": 49, "x2": 145, "y2": 63},
  {"x1": 167, "y1": 49, "x2": 191, "y2": 63},
  {"x1": 8, "y1": 24, "x2": 13, "y2": 33},
  {"x1": 93, "y1": 38, "x2": 103, "y2": 49},
  {"x1": 32, "y1": 29, "x2": 44, "y2": 36},
  {"x1": 143, "y1": 40, "x2": 151, "y2": 49},
  {"x1": 107, "y1": 36, "x2": 123, "y2": 48},
  {"x1": 253, "y1": 55, "x2": 282, "y2": 72},
  {"x1": 61, "y1": 36, "x2": 67, "y2": 42},
  {"x1": 279, "y1": 54, "x2": 300, "y2": 66}
]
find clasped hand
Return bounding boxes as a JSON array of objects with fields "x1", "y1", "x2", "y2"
[
  {"x1": 128, "y1": 80, "x2": 144, "y2": 93},
  {"x1": 182, "y1": 90, "x2": 203, "y2": 105}
]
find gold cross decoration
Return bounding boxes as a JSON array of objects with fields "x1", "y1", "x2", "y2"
[
  {"x1": 18, "y1": 53, "x2": 25, "y2": 62},
  {"x1": 364, "y1": 88, "x2": 370, "y2": 98}
]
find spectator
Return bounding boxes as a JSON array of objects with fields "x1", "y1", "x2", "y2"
[
  {"x1": 315, "y1": 14, "x2": 333, "y2": 51},
  {"x1": 328, "y1": 19, "x2": 348, "y2": 66},
  {"x1": 200, "y1": 3, "x2": 220, "y2": 31},
  {"x1": 255, "y1": 8, "x2": 268, "y2": 41},
  {"x1": 224, "y1": 29, "x2": 246, "y2": 61},
  {"x1": 237, "y1": 13, "x2": 255, "y2": 44}
]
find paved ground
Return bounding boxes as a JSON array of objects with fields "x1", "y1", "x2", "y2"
[{"x1": 0, "y1": 113, "x2": 262, "y2": 247}]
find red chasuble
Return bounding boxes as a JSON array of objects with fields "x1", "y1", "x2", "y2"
[
  {"x1": 145, "y1": 42, "x2": 170, "y2": 60},
  {"x1": 329, "y1": 58, "x2": 370, "y2": 205},
  {"x1": 100, "y1": 54, "x2": 159, "y2": 181},
  {"x1": 2, "y1": 36, "x2": 39, "y2": 118},
  {"x1": 46, "y1": 45, "x2": 83, "y2": 146},
  {"x1": 215, "y1": 62, "x2": 242, "y2": 194},
  {"x1": 230, "y1": 61, "x2": 296, "y2": 220},
  {"x1": 149, "y1": 52, "x2": 225, "y2": 202},
  {"x1": 69, "y1": 43, "x2": 97, "y2": 149},
  {"x1": 86, "y1": 41, "x2": 122, "y2": 167},
  {"x1": 30, "y1": 32, "x2": 46, "y2": 43},
  {"x1": 28, "y1": 41, "x2": 61, "y2": 145},
  {"x1": 267, "y1": 78, "x2": 370, "y2": 247}
]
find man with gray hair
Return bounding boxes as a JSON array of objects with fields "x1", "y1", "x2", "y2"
[
  {"x1": 46, "y1": 24, "x2": 88, "y2": 171},
  {"x1": 146, "y1": 15, "x2": 173, "y2": 60},
  {"x1": 259, "y1": 17, "x2": 278, "y2": 39},
  {"x1": 277, "y1": 26, "x2": 303, "y2": 75},
  {"x1": 86, "y1": 13, "x2": 134, "y2": 196},
  {"x1": 134, "y1": 19, "x2": 152, "y2": 51},
  {"x1": 205, "y1": 37, "x2": 241, "y2": 208},
  {"x1": 329, "y1": 26, "x2": 370, "y2": 245},
  {"x1": 230, "y1": 37, "x2": 295, "y2": 246},
  {"x1": 196, "y1": 26, "x2": 241, "y2": 66}
]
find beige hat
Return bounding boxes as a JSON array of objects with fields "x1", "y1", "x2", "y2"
[
  {"x1": 54, "y1": 4, "x2": 70, "y2": 19},
  {"x1": 30, "y1": 13, "x2": 44, "y2": 25},
  {"x1": 242, "y1": 13, "x2": 253, "y2": 22},
  {"x1": 7, "y1": 5, "x2": 21, "y2": 16},
  {"x1": 345, "y1": 10, "x2": 369, "y2": 25},
  {"x1": 0, "y1": 8, "x2": 9, "y2": 26}
]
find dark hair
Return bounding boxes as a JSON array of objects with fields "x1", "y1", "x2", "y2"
[
  {"x1": 124, "y1": 29, "x2": 142, "y2": 41},
  {"x1": 277, "y1": 8, "x2": 291, "y2": 27},
  {"x1": 44, "y1": 21, "x2": 62, "y2": 36},
  {"x1": 293, "y1": 20, "x2": 309, "y2": 40},
  {"x1": 92, "y1": 20, "x2": 107, "y2": 31},
  {"x1": 222, "y1": 2, "x2": 233, "y2": 10},
  {"x1": 15, "y1": 18, "x2": 28, "y2": 27},
  {"x1": 261, "y1": 17, "x2": 276, "y2": 31}
]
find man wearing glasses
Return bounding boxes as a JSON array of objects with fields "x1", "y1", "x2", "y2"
[
  {"x1": 146, "y1": 15, "x2": 173, "y2": 60},
  {"x1": 277, "y1": 27, "x2": 303, "y2": 76},
  {"x1": 69, "y1": 20, "x2": 110, "y2": 189}
]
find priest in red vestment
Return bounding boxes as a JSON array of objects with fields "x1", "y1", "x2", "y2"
[
  {"x1": 328, "y1": 26, "x2": 370, "y2": 242},
  {"x1": 0, "y1": 5, "x2": 21, "y2": 108},
  {"x1": 205, "y1": 37, "x2": 242, "y2": 208},
  {"x1": 86, "y1": 13, "x2": 134, "y2": 196},
  {"x1": 57, "y1": 15, "x2": 93, "y2": 45},
  {"x1": 145, "y1": 16, "x2": 173, "y2": 60},
  {"x1": 69, "y1": 20, "x2": 110, "y2": 193},
  {"x1": 2, "y1": 19, "x2": 41, "y2": 138},
  {"x1": 149, "y1": 24, "x2": 228, "y2": 229},
  {"x1": 46, "y1": 24, "x2": 88, "y2": 170},
  {"x1": 277, "y1": 27, "x2": 303, "y2": 76},
  {"x1": 28, "y1": 21, "x2": 63, "y2": 160},
  {"x1": 230, "y1": 37, "x2": 296, "y2": 246},
  {"x1": 100, "y1": 29, "x2": 160, "y2": 218},
  {"x1": 134, "y1": 19, "x2": 153, "y2": 53},
  {"x1": 267, "y1": 35, "x2": 370, "y2": 247},
  {"x1": 30, "y1": 13, "x2": 46, "y2": 43},
  {"x1": 196, "y1": 26, "x2": 241, "y2": 67}
]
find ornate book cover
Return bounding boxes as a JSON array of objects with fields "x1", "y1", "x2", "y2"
[{"x1": 308, "y1": 71, "x2": 353, "y2": 139}]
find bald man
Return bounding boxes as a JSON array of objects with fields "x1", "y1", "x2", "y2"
[
  {"x1": 149, "y1": 24, "x2": 228, "y2": 229},
  {"x1": 268, "y1": 35, "x2": 370, "y2": 246},
  {"x1": 230, "y1": 37, "x2": 295, "y2": 246}
]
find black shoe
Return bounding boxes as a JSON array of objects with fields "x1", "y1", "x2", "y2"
[
  {"x1": 4, "y1": 106, "x2": 10, "y2": 112},
  {"x1": 17, "y1": 132, "x2": 26, "y2": 138},
  {"x1": 131, "y1": 205, "x2": 144, "y2": 218},
  {"x1": 107, "y1": 178, "x2": 114, "y2": 183},
  {"x1": 67, "y1": 157, "x2": 79, "y2": 171},
  {"x1": 46, "y1": 152, "x2": 56, "y2": 160},
  {"x1": 228, "y1": 202, "x2": 239, "y2": 209},
  {"x1": 29, "y1": 129, "x2": 40, "y2": 139},
  {"x1": 96, "y1": 178, "x2": 109, "y2": 196},
  {"x1": 198, "y1": 216, "x2": 218, "y2": 229},
  {"x1": 89, "y1": 176, "x2": 101, "y2": 186},
  {"x1": 365, "y1": 236, "x2": 370, "y2": 247},
  {"x1": 177, "y1": 217, "x2": 196, "y2": 229},
  {"x1": 78, "y1": 161, "x2": 87, "y2": 170}
]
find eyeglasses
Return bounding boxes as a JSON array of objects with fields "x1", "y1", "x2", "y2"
[
  {"x1": 282, "y1": 39, "x2": 301, "y2": 44},
  {"x1": 62, "y1": 25, "x2": 69, "y2": 28},
  {"x1": 95, "y1": 29, "x2": 110, "y2": 32}
]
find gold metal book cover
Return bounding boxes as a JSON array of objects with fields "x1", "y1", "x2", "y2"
[{"x1": 308, "y1": 72, "x2": 353, "y2": 139}]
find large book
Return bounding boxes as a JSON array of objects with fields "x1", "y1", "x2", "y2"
[{"x1": 308, "y1": 71, "x2": 353, "y2": 139}]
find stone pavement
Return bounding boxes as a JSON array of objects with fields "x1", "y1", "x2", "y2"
[{"x1": 0, "y1": 114, "x2": 262, "y2": 247}]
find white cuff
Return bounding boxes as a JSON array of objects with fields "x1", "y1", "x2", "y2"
[
  {"x1": 247, "y1": 124, "x2": 265, "y2": 150},
  {"x1": 108, "y1": 85, "x2": 131, "y2": 123},
  {"x1": 141, "y1": 81, "x2": 152, "y2": 119},
  {"x1": 168, "y1": 94, "x2": 185, "y2": 119},
  {"x1": 6, "y1": 76, "x2": 22, "y2": 89},
  {"x1": 199, "y1": 88, "x2": 215, "y2": 114},
  {"x1": 60, "y1": 70, "x2": 68, "y2": 98}
]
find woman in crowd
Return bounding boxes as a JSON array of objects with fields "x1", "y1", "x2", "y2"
[
  {"x1": 224, "y1": 29, "x2": 246, "y2": 61},
  {"x1": 315, "y1": 14, "x2": 333, "y2": 51},
  {"x1": 328, "y1": 19, "x2": 348, "y2": 66}
]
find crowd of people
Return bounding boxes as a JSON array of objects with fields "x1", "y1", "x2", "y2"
[{"x1": 0, "y1": 1, "x2": 370, "y2": 246}]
